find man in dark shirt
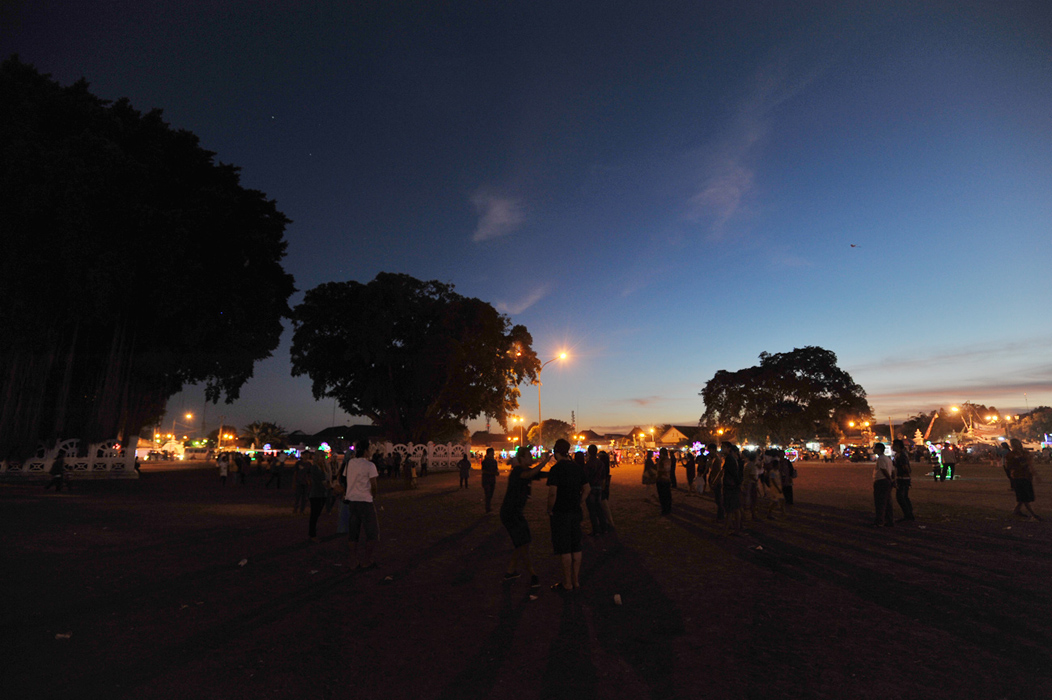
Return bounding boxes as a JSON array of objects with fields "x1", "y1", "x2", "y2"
[{"x1": 547, "y1": 439, "x2": 590, "y2": 591}]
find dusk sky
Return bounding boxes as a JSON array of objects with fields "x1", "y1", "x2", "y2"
[{"x1": 6, "y1": 2, "x2": 1051, "y2": 437}]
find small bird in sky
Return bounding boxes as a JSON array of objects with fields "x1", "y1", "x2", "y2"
[{"x1": 850, "y1": 244, "x2": 859, "y2": 248}]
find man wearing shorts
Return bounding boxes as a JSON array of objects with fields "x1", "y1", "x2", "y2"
[
  {"x1": 344, "y1": 440, "x2": 380, "y2": 570},
  {"x1": 546, "y1": 439, "x2": 590, "y2": 592}
]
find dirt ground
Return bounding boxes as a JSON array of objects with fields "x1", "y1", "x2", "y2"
[{"x1": 3, "y1": 456, "x2": 1051, "y2": 700}]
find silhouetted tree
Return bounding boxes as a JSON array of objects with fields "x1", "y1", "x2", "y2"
[
  {"x1": 700, "y1": 346, "x2": 871, "y2": 445},
  {"x1": 290, "y1": 273, "x2": 540, "y2": 443},
  {"x1": 0, "y1": 57, "x2": 295, "y2": 459}
]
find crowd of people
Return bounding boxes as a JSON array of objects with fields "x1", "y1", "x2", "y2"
[{"x1": 192, "y1": 434, "x2": 1044, "y2": 591}]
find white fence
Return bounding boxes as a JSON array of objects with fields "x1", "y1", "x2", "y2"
[
  {"x1": 0, "y1": 437, "x2": 139, "y2": 480},
  {"x1": 379, "y1": 441, "x2": 469, "y2": 472}
]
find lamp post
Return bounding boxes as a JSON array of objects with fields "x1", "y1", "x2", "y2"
[{"x1": 536, "y1": 352, "x2": 568, "y2": 447}]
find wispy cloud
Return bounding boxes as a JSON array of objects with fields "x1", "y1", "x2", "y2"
[
  {"x1": 850, "y1": 337, "x2": 1052, "y2": 374},
  {"x1": 471, "y1": 190, "x2": 524, "y2": 242},
  {"x1": 687, "y1": 61, "x2": 821, "y2": 239},
  {"x1": 495, "y1": 285, "x2": 549, "y2": 315}
]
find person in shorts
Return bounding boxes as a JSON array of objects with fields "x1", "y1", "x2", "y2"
[
  {"x1": 546, "y1": 439, "x2": 590, "y2": 591},
  {"x1": 500, "y1": 446, "x2": 549, "y2": 595},
  {"x1": 344, "y1": 439, "x2": 380, "y2": 570}
]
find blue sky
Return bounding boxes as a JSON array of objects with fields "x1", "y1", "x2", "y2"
[{"x1": 6, "y1": 1, "x2": 1051, "y2": 436}]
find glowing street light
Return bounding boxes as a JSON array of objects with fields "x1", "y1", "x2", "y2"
[
  {"x1": 510, "y1": 415, "x2": 525, "y2": 445},
  {"x1": 536, "y1": 352, "x2": 568, "y2": 447}
]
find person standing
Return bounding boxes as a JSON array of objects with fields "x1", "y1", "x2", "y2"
[
  {"x1": 720, "y1": 442, "x2": 742, "y2": 535},
  {"x1": 293, "y1": 455, "x2": 310, "y2": 514},
  {"x1": 236, "y1": 453, "x2": 248, "y2": 485},
  {"x1": 218, "y1": 453, "x2": 229, "y2": 486},
  {"x1": 501, "y1": 446, "x2": 548, "y2": 595},
  {"x1": 265, "y1": 455, "x2": 282, "y2": 489},
  {"x1": 669, "y1": 450, "x2": 678, "y2": 489},
  {"x1": 696, "y1": 448, "x2": 710, "y2": 496},
  {"x1": 892, "y1": 439, "x2": 914, "y2": 522},
  {"x1": 778, "y1": 453, "x2": 795, "y2": 506},
  {"x1": 941, "y1": 443, "x2": 957, "y2": 481},
  {"x1": 598, "y1": 450, "x2": 615, "y2": 530},
  {"x1": 584, "y1": 445, "x2": 608, "y2": 535},
  {"x1": 642, "y1": 451, "x2": 657, "y2": 492},
  {"x1": 344, "y1": 439, "x2": 380, "y2": 570},
  {"x1": 764, "y1": 457, "x2": 786, "y2": 519},
  {"x1": 1007, "y1": 438, "x2": 1041, "y2": 520},
  {"x1": 706, "y1": 444, "x2": 724, "y2": 520},
  {"x1": 871, "y1": 442, "x2": 896, "y2": 527},
  {"x1": 481, "y1": 447, "x2": 499, "y2": 513},
  {"x1": 684, "y1": 451, "x2": 697, "y2": 496},
  {"x1": 655, "y1": 447, "x2": 673, "y2": 516},
  {"x1": 458, "y1": 453, "x2": 471, "y2": 489},
  {"x1": 742, "y1": 450, "x2": 761, "y2": 522},
  {"x1": 547, "y1": 439, "x2": 590, "y2": 592},
  {"x1": 307, "y1": 454, "x2": 329, "y2": 540}
]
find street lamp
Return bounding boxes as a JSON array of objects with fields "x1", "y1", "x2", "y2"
[
  {"x1": 510, "y1": 416, "x2": 525, "y2": 445},
  {"x1": 536, "y1": 352, "x2": 568, "y2": 447}
]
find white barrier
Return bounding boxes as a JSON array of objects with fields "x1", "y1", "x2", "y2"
[{"x1": 0, "y1": 437, "x2": 139, "y2": 480}]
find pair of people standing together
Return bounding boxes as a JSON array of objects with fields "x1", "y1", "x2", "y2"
[{"x1": 500, "y1": 439, "x2": 591, "y2": 594}]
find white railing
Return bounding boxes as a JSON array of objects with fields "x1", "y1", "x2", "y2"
[
  {"x1": 380, "y1": 441, "x2": 469, "y2": 472},
  {"x1": 0, "y1": 437, "x2": 139, "y2": 480}
]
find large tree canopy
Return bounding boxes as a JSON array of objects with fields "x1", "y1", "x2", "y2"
[
  {"x1": 290, "y1": 273, "x2": 541, "y2": 443},
  {"x1": 699, "y1": 346, "x2": 871, "y2": 445},
  {"x1": 0, "y1": 57, "x2": 295, "y2": 458}
]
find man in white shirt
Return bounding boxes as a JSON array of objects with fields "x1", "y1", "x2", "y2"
[
  {"x1": 344, "y1": 440, "x2": 380, "y2": 570},
  {"x1": 871, "y1": 442, "x2": 896, "y2": 527}
]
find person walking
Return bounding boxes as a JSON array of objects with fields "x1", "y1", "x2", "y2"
[
  {"x1": 547, "y1": 439, "x2": 590, "y2": 592},
  {"x1": 44, "y1": 455, "x2": 67, "y2": 492},
  {"x1": 655, "y1": 447, "x2": 673, "y2": 515},
  {"x1": 1007, "y1": 438, "x2": 1041, "y2": 520},
  {"x1": 892, "y1": 439, "x2": 915, "y2": 522},
  {"x1": 501, "y1": 446, "x2": 548, "y2": 596},
  {"x1": 481, "y1": 447, "x2": 499, "y2": 513},
  {"x1": 218, "y1": 453, "x2": 229, "y2": 486},
  {"x1": 344, "y1": 439, "x2": 380, "y2": 570},
  {"x1": 871, "y1": 442, "x2": 895, "y2": 527}
]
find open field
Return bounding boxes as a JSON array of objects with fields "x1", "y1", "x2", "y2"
[{"x1": 3, "y1": 458, "x2": 1051, "y2": 699}]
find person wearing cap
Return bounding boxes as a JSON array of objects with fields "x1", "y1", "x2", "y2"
[{"x1": 546, "y1": 438, "x2": 590, "y2": 591}]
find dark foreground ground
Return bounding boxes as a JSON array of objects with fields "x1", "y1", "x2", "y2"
[{"x1": 3, "y1": 458, "x2": 1051, "y2": 700}]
